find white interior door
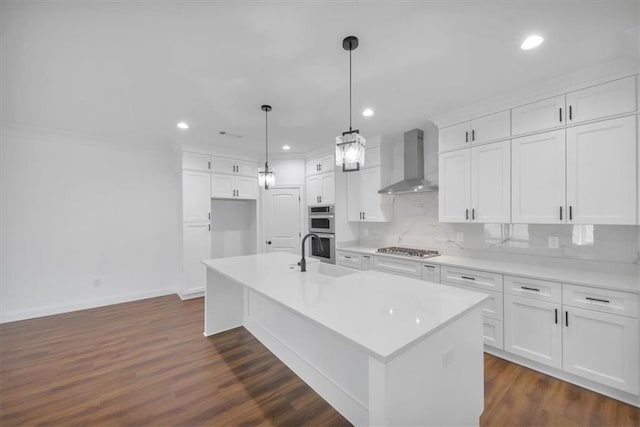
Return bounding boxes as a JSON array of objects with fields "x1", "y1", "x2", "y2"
[{"x1": 263, "y1": 188, "x2": 301, "y2": 254}]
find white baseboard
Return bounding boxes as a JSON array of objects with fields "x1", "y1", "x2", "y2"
[
  {"x1": 0, "y1": 288, "x2": 177, "y2": 323},
  {"x1": 178, "y1": 288, "x2": 204, "y2": 300}
]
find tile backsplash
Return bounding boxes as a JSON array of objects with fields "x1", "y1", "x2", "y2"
[{"x1": 358, "y1": 192, "x2": 640, "y2": 265}]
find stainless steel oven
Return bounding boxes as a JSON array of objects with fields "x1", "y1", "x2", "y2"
[
  {"x1": 308, "y1": 205, "x2": 335, "y2": 234},
  {"x1": 309, "y1": 232, "x2": 335, "y2": 264}
]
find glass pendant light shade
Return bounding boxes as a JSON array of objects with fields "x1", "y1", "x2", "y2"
[
  {"x1": 258, "y1": 105, "x2": 275, "y2": 189},
  {"x1": 335, "y1": 131, "x2": 366, "y2": 171},
  {"x1": 336, "y1": 35, "x2": 366, "y2": 172}
]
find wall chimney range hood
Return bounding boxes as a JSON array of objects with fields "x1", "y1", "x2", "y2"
[{"x1": 378, "y1": 128, "x2": 438, "y2": 195}]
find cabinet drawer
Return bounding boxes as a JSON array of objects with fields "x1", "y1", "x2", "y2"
[
  {"x1": 563, "y1": 284, "x2": 638, "y2": 318},
  {"x1": 335, "y1": 251, "x2": 362, "y2": 270},
  {"x1": 483, "y1": 317, "x2": 504, "y2": 350},
  {"x1": 441, "y1": 266, "x2": 503, "y2": 292},
  {"x1": 421, "y1": 263, "x2": 441, "y2": 283},
  {"x1": 504, "y1": 275, "x2": 562, "y2": 303},
  {"x1": 373, "y1": 256, "x2": 421, "y2": 278}
]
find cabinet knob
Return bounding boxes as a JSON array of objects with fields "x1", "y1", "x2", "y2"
[{"x1": 266, "y1": 240, "x2": 272, "y2": 245}]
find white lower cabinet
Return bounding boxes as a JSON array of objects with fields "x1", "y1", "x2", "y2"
[
  {"x1": 335, "y1": 251, "x2": 363, "y2": 270},
  {"x1": 504, "y1": 294, "x2": 562, "y2": 368},
  {"x1": 483, "y1": 317, "x2": 504, "y2": 350},
  {"x1": 420, "y1": 263, "x2": 441, "y2": 283},
  {"x1": 373, "y1": 256, "x2": 421, "y2": 278},
  {"x1": 182, "y1": 222, "x2": 210, "y2": 294}
]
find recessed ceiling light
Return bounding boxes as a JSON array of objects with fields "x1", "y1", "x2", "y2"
[
  {"x1": 177, "y1": 121, "x2": 189, "y2": 130},
  {"x1": 521, "y1": 35, "x2": 544, "y2": 50},
  {"x1": 282, "y1": 145, "x2": 291, "y2": 150},
  {"x1": 362, "y1": 108, "x2": 375, "y2": 117}
]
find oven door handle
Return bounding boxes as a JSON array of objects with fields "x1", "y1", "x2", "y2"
[{"x1": 309, "y1": 215, "x2": 334, "y2": 219}]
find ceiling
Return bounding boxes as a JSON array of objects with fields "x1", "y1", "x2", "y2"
[{"x1": 1, "y1": 0, "x2": 638, "y2": 159}]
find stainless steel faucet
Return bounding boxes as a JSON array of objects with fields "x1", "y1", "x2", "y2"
[{"x1": 299, "y1": 233, "x2": 322, "y2": 272}]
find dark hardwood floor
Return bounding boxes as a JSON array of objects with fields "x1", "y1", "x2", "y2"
[{"x1": 1, "y1": 295, "x2": 638, "y2": 426}]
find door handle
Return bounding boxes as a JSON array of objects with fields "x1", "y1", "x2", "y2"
[
  {"x1": 559, "y1": 107, "x2": 563, "y2": 123},
  {"x1": 569, "y1": 105, "x2": 573, "y2": 121},
  {"x1": 565, "y1": 311, "x2": 569, "y2": 327},
  {"x1": 569, "y1": 205, "x2": 573, "y2": 221},
  {"x1": 559, "y1": 206, "x2": 563, "y2": 221},
  {"x1": 472, "y1": 208, "x2": 475, "y2": 220},
  {"x1": 465, "y1": 209, "x2": 469, "y2": 220},
  {"x1": 471, "y1": 129, "x2": 475, "y2": 141},
  {"x1": 465, "y1": 131, "x2": 469, "y2": 143},
  {"x1": 555, "y1": 308, "x2": 558, "y2": 324}
]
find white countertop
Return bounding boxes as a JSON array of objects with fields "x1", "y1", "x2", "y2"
[
  {"x1": 203, "y1": 252, "x2": 487, "y2": 361},
  {"x1": 337, "y1": 246, "x2": 640, "y2": 294}
]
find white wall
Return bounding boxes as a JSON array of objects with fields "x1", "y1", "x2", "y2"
[
  {"x1": 0, "y1": 130, "x2": 180, "y2": 322},
  {"x1": 269, "y1": 158, "x2": 305, "y2": 186}
]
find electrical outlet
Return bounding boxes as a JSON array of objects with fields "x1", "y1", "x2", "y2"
[
  {"x1": 92, "y1": 277, "x2": 101, "y2": 287},
  {"x1": 548, "y1": 236, "x2": 559, "y2": 249},
  {"x1": 456, "y1": 232, "x2": 464, "y2": 242}
]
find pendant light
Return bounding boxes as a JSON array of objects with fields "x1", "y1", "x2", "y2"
[
  {"x1": 335, "y1": 35, "x2": 366, "y2": 172},
  {"x1": 258, "y1": 104, "x2": 276, "y2": 190}
]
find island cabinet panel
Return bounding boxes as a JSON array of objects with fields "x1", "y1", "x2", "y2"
[
  {"x1": 511, "y1": 130, "x2": 566, "y2": 224},
  {"x1": 504, "y1": 294, "x2": 562, "y2": 369},
  {"x1": 566, "y1": 116, "x2": 637, "y2": 224},
  {"x1": 565, "y1": 76, "x2": 636, "y2": 124}
]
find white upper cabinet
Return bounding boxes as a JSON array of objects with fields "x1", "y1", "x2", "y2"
[
  {"x1": 512, "y1": 130, "x2": 566, "y2": 224},
  {"x1": 306, "y1": 172, "x2": 335, "y2": 205},
  {"x1": 211, "y1": 174, "x2": 257, "y2": 199},
  {"x1": 439, "y1": 141, "x2": 510, "y2": 223},
  {"x1": 439, "y1": 121, "x2": 471, "y2": 152},
  {"x1": 566, "y1": 76, "x2": 636, "y2": 124},
  {"x1": 439, "y1": 149, "x2": 471, "y2": 222},
  {"x1": 211, "y1": 156, "x2": 257, "y2": 177},
  {"x1": 306, "y1": 154, "x2": 334, "y2": 176},
  {"x1": 566, "y1": 116, "x2": 636, "y2": 224},
  {"x1": 439, "y1": 110, "x2": 510, "y2": 152},
  {"x1": 182, "y1": 152, "x2": 211, "y2": 172},
  {"x1": 512, "y1": 95, "x2": 566, "y2": 136},
  {"x1": 347, "y1": 167, "x2": 392, "y2": 222},
  {"x1": 182, "y1": 171, "x2": 211, "y2": 222},
  {"x1": 471, "y1": 140, "x2": 511, "y2": 223}
]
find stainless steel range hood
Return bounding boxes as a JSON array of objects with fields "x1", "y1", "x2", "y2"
[{"x1": 378, "y1": 128, "x2": 438, "y2": 194}]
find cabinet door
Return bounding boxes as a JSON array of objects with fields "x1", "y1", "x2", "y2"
[
  {"x1": 235, "y1": 176, "x2": 258, "y2": 199},
  {"x1": 211, "y1": 174, "x2": 234, "y2": 198},
  {"x1": 182, "y1": 171, "x2": 211, "y2": 222},
  {"x1": 421, "y1": 264, "x2": 441, "y2": 283},
  {"x1": 471, "y1": 110, "x2": 510, "y2": 144},
  {"x1": 566, "y1": 76, "x2": 636, "y2": 124},
  {"x1": 319, "y1": 155, "x2": 335, "y2": 174},
  {"x1": 182, "y1": 152, "x2": 211, "y2": 172},
  {"x1": 512, "y1": 95, "x2": 565, "y2": 135},
  {"x1": 563, "y1": 307, "x2": 639, "y2": 394},
  {"x1": 306, "y1": 158, "x2": 321, "y2": 176},
  {"x1": 504, "y1": 294, "x2": 562, "y2": 368},
  {"x1": 471, "y1": 141, "x2": 510, "y2": 223},
  {"x1": 512, "y1": 130, "x2": 566, "y2": 224},
  {"x1": 439, "y1": 121, "x2": 471, "y2": 152},
  {"x1": 566, "y1": 116, "x2": 636, "y2": 224},
  {"x1": 306, "y1": 175, "x2": 321, "y2": 205},
  {"x1": 320, "y1": 172, "x2": 335, "y2": 204},
  {"x1": 483, "y1": 317, "x2": 504, "y2": 350},
  {"x1": 346, "y1": 172, "x2": 362, "y2": 221},
  {"x1": 235, "y1": 160, "x2": 257, "y2": 177},
  {"x1": 182, "y1": 222, "x2": 210, "y2": 294},
  {"x1": 439, "y1": 149, "x2": 471, "y2": 222},
  {"x1": 210, "y1": 156, "x2": 236, "y2": 174},
  {"x1": 361, "y1": 168, "x2": 391, "y2": 222}
]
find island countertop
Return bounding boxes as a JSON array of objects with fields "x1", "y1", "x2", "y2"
[{"x1": 203, "y1": 252, "x2": 487, "y2": 361}]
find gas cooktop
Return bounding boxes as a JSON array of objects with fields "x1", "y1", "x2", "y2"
[{"x1": 376, "y1": 247, "x2": 440, "y2": 259}]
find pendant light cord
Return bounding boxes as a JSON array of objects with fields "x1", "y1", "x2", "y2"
[
  {"x1": 349, "y1": 44, "x2": 352, "y2": 132},
  {"x1": 265, "y1": 108, "x2": 269, "y2": 168}
]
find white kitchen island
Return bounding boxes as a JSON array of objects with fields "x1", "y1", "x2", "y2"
[{"x1": 203, "y1": 252, "x2": 488, "y2": 426}]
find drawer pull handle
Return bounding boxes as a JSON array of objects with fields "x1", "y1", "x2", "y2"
[
  {"x1": 344, "y1": 256, "x2": 352, "y2": 259},
  {"x1": 585, "y1": 297, "x2": 610, "y2": 304},
  {"x1": 565, "y1": 311, "x2": 569, "y2": 327},
  {"x1": 521, "y1": 286, "x2": 540, "y2": 292},
  {"x1": 555, "y1": 308, "x2": 558, "y2": 324},
  {"x1": 461, "y1": 276, "x2": 476, "y2": 281},
  {"x1": 424, "y1": 265, "x2": 434, "y2": 269}
]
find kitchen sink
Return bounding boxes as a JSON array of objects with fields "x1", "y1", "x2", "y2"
[{"x1": 307, "y1": 263, "x2": 358, "y2": 278}]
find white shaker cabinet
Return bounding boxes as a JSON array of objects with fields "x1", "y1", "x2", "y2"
[
  {"x1": 346, "y1": 167, "x2": 392, "y2": 222},
  {"x1": 182, "y1": 152, "x2": 212, "y2": 172},
  {"x1": 512, "y1": 95, "x2": 566, "y2": 136},
  {"x1": 439, "y1": 110, "x2": 510, "y2": 152},
  {"x1": 306, "y1": 172, "x2": 335, "y2": 205},
  {"x1": 211, "y1": 156, "x2": 257, "y2": 177},
  {"x1": 566, "y1": 116, "x2": 636, "y2": 224},
  {"x1": 421, "y1": 263, "x2": 441, "y2": 283},
  {"x1": 471, "y1": 140, "x2": 511, "y2": 223},
  {"x1": 182, "y1": 171, "x2": 211, "y2": 222},
  {"x1": 566, "y1": 76, "x2": 636, "y2": 124},
  {"x1": 511, "y1": 130, "x2": 566, "y2": 223},
  {"x1": 439, "y1": 149, "x2": 471, "y2": 222},
  {"x1": 563, "y1": 306, "x2": 639, "y2": 395},
  {"x1": 439, "y1": 140, "x2": 510, "y2": 223},
  {"x1": 211, "y1": 174, "x2": 258, "y2": 199},
  {"x1": 182, "y1": 222, "x2": 211, "y2": 295},
  {"x1": 306, "y1": 154, "x2": 334, "y2": 176}
]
